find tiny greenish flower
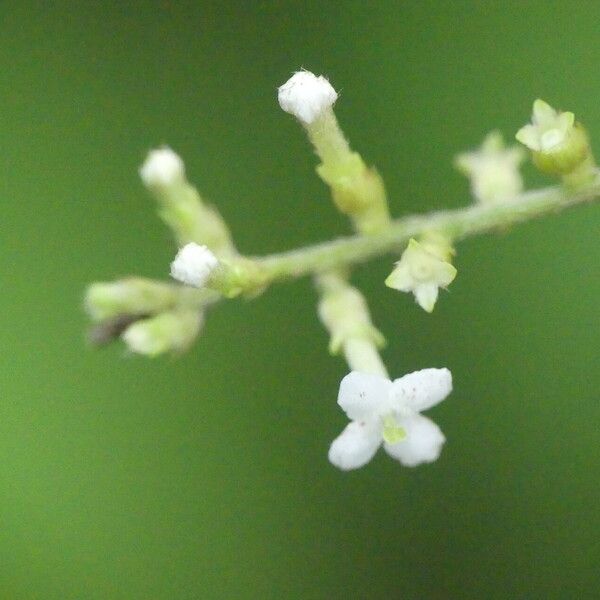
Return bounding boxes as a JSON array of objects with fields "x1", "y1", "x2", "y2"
[
  {"x1": 385, "y1": 238, "x2": 457, "y2": 313},
  {"x1": 516, "y1": 100, "x2": 574, "y2": 153},
  {"x1": 328, "y1": 368, "x2": 452, "y2": 470},
  {"x1": 515, "y1": 99, "x2": 591, "y2": 176},
  {"x1": 455, "y1": 131, "x2": 525, "y2": 204}
]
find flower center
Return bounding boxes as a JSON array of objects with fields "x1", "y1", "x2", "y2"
[
  {"x1": 382, "y1": 415, "x2": 406, "y2": 444},
  {"x1": 410, "y1": 260, "x2": 434, "y2": 282},
  {"x1": 540, "y1": 128, "x2": 564, "y2": 151}
]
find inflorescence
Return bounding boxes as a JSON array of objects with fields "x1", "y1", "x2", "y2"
[{"x1": 85, "y1": 70, "x2": 598, "y2": 471}]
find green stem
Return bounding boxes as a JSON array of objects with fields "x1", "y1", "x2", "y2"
[
  {"x1": 343, "y1": 338, "x2": 389, "y2": 377},
  {"x1": 256, "y1": 181, "x2": 599, "y2": 282},
  {"x1": 315, "y1": 270, "x2": 388, "y2": 376}
]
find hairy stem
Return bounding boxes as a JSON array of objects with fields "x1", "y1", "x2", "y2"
[{"x1": 255, "y1": 181, "x2": 599, "y2": 282}]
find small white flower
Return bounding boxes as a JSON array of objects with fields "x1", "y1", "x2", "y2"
[
  {"x1": 455, "y1": 131, "x2": 525, "y2": 204},
  {"x1": 385, "y1": 238, "x2": 457, "y2": 313},
  {"x1": 329, "y1": 368, "x2": 452, "y2": 470},
  {"x1": 139, "y1": 147, "x2": 185, "y2": 188},
  {"x1": 170, "y1": 243, "x2": 218, "y2": 288},
  {"x1": 515, "y1": 99, "x2": 575, "y2": 153},
  {"x1": 278, "y1": 70, "x2": 338, "y2": 125}
]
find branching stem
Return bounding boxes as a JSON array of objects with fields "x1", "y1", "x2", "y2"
[{"x1": 255, "y1": 180, "x2": 599, "y2": 283}]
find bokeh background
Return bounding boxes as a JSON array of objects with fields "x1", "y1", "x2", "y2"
[{"x1": 2, "y1": 1, "x2": 599, "y2": 598}]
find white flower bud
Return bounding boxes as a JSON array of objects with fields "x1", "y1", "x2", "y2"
[
  {"x1": 278, "y1": 70, "x2": 338, "y2": 125},
  {"x1": 170, "y1": 243, "x2": 218, "y2": 288},
  {"x1": 139, "y1": 147, "x2": 185, "y2": 188}
]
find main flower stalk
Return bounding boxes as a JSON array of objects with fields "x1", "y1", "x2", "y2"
[{"x1": 254, "y1": 179, "x2": 598, "y2": 285}]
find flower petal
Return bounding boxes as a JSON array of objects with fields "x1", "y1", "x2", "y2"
[
  {"x1": 432, "y1": 260, "x2": 457, "y2": 288},
  {"x1": 328, "y1": 421, "x2": 382, "y2": 471},
  {"x1": 515, "y1": 124, "x2": 540, "y2": 151},
  {"x1": 384, "y1": 414, "x2": 445, "y2": 467},
  {"x1": 337, "y1": 371, "x2": 393, "y2": 421},
  {"x1": 414, "y1": 282, "x2": 439, "y2": 313},
  {"x1": 454, "y1": 152, "x2": 475, "y2": 176},
  {"x1": 392, "y1": 367, "x2": 452, "y2": 412},
  {"x1": 532, "y1": 99, "x2": 557, "y2": 128},
  {"x1": 481, "y1": 130, "x2": 504, "y2": 152},
  {"x1": 385, "y1": 261, "x2": 414, "y2": 292},
  {"x1": 557, "y1": 111, "x2": 575, "y2": 133}
]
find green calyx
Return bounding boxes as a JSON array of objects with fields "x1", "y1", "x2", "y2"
[
  {"x1": 316, "y1": 153, "x2": 390, "y2": 234},
  {"x1": 209, "y1": 257, "x2": 269, "y2": 299},
  {"x1": 531, "y1": 124, "x2": 592, "y2": 177}
]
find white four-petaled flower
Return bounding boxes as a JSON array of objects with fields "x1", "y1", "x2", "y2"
[
  {"x1": 170, "y1": 242, "x2": 218, "y2": 288},
  {"x1": 278, "y1": 70, "x2": 338, "y2": 125},
  {"x1": 329, "y1": 368, "x2": 452, "y2": 470}
]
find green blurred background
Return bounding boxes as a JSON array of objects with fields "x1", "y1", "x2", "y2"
[{"x1": 1, "y1": 1, "x2": 599, "y2": 598}]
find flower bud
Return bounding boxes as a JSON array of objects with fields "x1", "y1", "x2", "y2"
[
  {"x1": 139, "y1": 147, "x2": 185, "y2": 189},
  {"x1": 278, "y1": 70, "x2": 338, "y2": 125},
  {"x1": 140, "y1": 148, "x2": 237, "y2": 255},
  {"x1": 170, "y1": 243, "x2": 219, "y2": 288},
  {"x1": 121, "y1": 310, "x2": 203, "y2": 357},
  {"x1": 85, "y1": 278, "x2": 180, "y2": 322},
  {"x1": 318, "y1": 281, "x2": 385, "y2": 354},
  {"x1": 277, "y1": 69, "x2": 390, "y2": 233}
]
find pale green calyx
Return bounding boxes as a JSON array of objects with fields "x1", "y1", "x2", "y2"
[
  {"x1": 121, "y1": 309, "x2": 203, "y2": 357},
  {"x1": 318, "y1": 280, "x2": 385, "y2": 355},
  {"x1": 85, "y1": 278, "x2": 182, "y2": 322},
  {"x1": 455, "y1": 131, "x2": 525, "y2": 204},
  {"x1": 316, "y1": 151, "x2": 390, "y2": 234},
  {"x1": 316, "y1": 271, "x2": 387, "y2": 377},
  {"x1": 385, "y1": 237, "x2": 457, "y2": 313},
  {"x1": 209, "y1": 256, "x2": 269, "y2": 299},
  {"x1": 515, "y1": 99, "x2": 594, "y2": 181}
]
